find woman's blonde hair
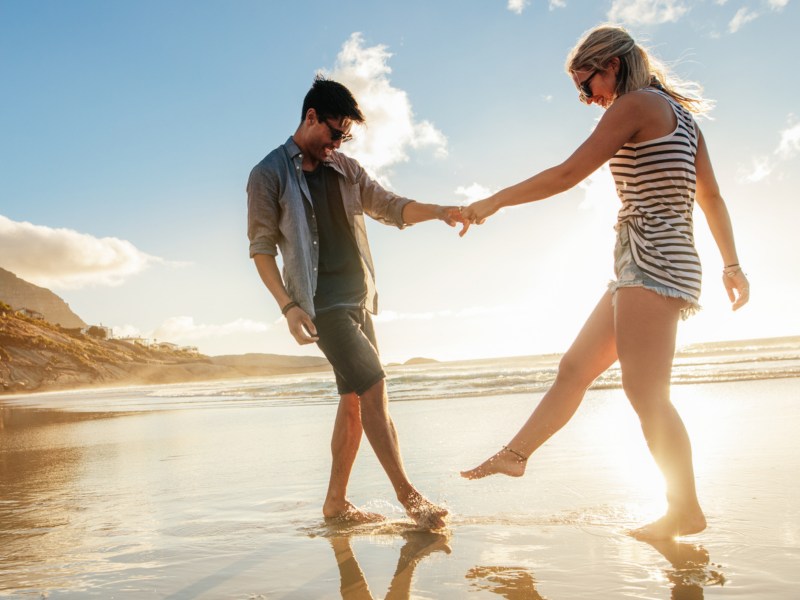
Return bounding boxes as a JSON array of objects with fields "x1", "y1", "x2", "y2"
[{"x1": 565, "y1": 24, "x2": 712, "y2": 115}]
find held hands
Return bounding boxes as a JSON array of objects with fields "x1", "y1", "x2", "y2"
[
  {"x1": 458, "y1": 197, "x2": 500, "y2": 237},
  {"x1": 722, "y1": 266, "x2": 750, "y2": 311},
  {"x1": 436, "y1": 205, "x2": 467, "y2": 227}
]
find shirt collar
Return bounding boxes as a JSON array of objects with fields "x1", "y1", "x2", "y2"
[{"x1": 284, "y1": 136, "x2": 345, "y2": 176}]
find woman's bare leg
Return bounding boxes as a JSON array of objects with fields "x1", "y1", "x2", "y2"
[
  {"x1": 614, "y1": 287, "x2": 706, "y2": 539},
  {"x1": 462, "y1": 291, "x2": 619, "y2": 479}
]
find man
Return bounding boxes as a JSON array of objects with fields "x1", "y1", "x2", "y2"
[{"x1": 247, "y1": 76, "x2": 459, "y2": 528}]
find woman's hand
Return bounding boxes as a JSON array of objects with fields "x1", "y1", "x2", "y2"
[
  {"x1": 458, "y1": 197, "x2": 500, "y2": 237},
  {"x1": 723, "y1": 267, "x2": 749, "y2": 311}
]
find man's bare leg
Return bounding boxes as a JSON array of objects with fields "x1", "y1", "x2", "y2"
[
  {"x1": 323, "y1": 393, "x2": 385, "y2": 523},
  {"x1": 359, "y1": 379, "x2": 448, "y2": 529},
  {"x1": 385, "y1": 531, "x2": 451, "y2": 599},
  {"x1": 615, "y1": 288, "x2": 706, "y2": 540},
  {"x1": 461, "y1": 292, "x2": 618, "y2": 479},
  {"x1": 329, "y1": 536, "x2": 374, "y2": 599}
]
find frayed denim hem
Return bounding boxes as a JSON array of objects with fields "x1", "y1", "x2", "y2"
[{"x1": 608, "y1": 280, "x2": 702, "y2": 321}]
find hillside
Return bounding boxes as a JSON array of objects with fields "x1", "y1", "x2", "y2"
[
  {"x1": 0, "y1": 267, "x2": 87, "y2": 328},
  {"x1": 0, "y1": 305, "x2": 330, "y2": 395}
]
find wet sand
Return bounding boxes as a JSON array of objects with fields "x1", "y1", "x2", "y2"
[{"x1": 1, "y1": 377, "x2": 798, "y2": 598}]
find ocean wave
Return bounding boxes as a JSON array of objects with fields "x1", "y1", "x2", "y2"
[{"x1": 135, "y1": 346, "x2": 800, "y2": 409}]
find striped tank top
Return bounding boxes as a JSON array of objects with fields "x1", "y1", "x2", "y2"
[{"x1": 610, "y1": 87, "x2": 702, "y2": 304}]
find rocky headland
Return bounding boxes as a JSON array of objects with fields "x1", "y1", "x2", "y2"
[
  {"x1": 0, "y1": 304, "x2": 330, "y2": 395},
  {"x1": 0, "y1": 267, "x2": 330, "y2": 395}
]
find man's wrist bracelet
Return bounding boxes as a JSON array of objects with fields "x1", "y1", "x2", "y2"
[{"x1": 281, "y1": 301, "x2": 299, "y2": 316}]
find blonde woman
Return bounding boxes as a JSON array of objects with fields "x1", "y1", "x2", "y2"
[{"x1": 459, "y1": 25, "x2": 749, "y2": 540}]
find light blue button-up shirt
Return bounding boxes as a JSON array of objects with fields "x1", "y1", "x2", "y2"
[{"x1": 247, "y1": 137, "x2": 413, "y2": 319}]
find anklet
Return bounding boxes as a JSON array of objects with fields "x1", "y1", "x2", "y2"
[{"x1": 503, "y1": 445, "x2": 527, "y2": 462}]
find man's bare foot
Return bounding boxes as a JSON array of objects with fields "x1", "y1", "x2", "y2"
[
  {"x1": 629, "y1": 509, "x2": 707, "y2": 541},
  {"x1": 323, "y1": 500, "x2": 386, "y2": 524},
  {"x1": 460, "y1": 446, "x2": 527, "y2": 480},
  {"x1": 397, "y1": 530, "x2": 451, "y2": 570},
  {"x1": 400, "y1": 490, "x2": 448, "y2": 530}
]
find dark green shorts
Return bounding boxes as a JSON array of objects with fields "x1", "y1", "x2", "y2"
[{"x1": 314, "y1": 307, "x2": 385, "y2": 396}]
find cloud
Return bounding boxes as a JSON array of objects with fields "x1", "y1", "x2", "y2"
[
  {"x1": 738, "y1": 117, "x2": 800, "y2": 183},
  {"x1": 738, "y1": 156, "x2": 773, "y2": 183},
  {"x1": 152, "y1": 316, "x2": 271, "y2": 342},
  {"x1": 507, "y1": 0, "x2": 564, "y2": 14},
  {"x1": 507, "y1": 0, "x2": 529, "y2": 14},
  {"x1": 455, "y1": 183, "x2": 494, "y2": 204},
  {"x1": 728, "y1": 7, "x2": 760, "y2": 32},
  {"x1": 607, "y1": 0, "x2": 690, "y2": 25},
  {"x1": 0, "y1": 214, "x2": 164, "y2": 289},
  {"x1": 776, "y1": 121, "x2": 800, "y2": 159},
  {"x1": 325, "y1": 33, "x2": 447, "y2": 187},
  {"x1": 768, "y1": 0, "x2": 789, "y2": 9}
]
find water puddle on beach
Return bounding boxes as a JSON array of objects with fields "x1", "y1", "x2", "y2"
[{"x1": 1, "y1": 378, "x2": 799, "y2": 598}]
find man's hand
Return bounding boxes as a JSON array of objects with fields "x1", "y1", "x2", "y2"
[
  {"x1": 437, "y1": 205, "x2": 467, "y2": 227},
  {"x1": 286, "y1": 306, "x2": 319, "y2": 344}
]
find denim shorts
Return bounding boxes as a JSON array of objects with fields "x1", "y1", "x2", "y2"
[
  {"x1": 313, "y1": 306, "x2": 386, "y2": 396},
  {"x1": 608, "y1": 225, "x2": 700, "y2": 319}
]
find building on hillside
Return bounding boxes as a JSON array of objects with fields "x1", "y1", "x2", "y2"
[
  {"x1": 16, "y1": 308, "x2": 44, "y2": 320},
  {"x1": 117, "y1": 337, "x2": 152, "y2": 347}
]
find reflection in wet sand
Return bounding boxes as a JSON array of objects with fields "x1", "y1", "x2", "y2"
[
  {"x1": 0, "y1": 406, "x2": 133, "y2": 592},
  {"x1": 466, "y1": 565, "x2": 546, "y2": 599},
  {"x1": 645, "y1": 539, "x2": 726, "y2": 600},
  {"x1": 330, "y1": 531, "x2": 451, "y2": 600}
]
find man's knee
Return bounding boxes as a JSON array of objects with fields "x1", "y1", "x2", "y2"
[
  {"x1": 358, "y1": 379, "x2": 387, "y2": 412},
  {"x1": 338, "y1": 392, "x2": 361, "y2": 420}
]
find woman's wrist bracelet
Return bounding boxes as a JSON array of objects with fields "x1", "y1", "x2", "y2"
[
  {"x1": 724, "y1": 263, "x2": 740, "y2": 269},
  {"x1": 281, "y1": 301, "x2": 299, "y2": 316},
  {"x1": 723, "y1": 265, "x2": 743, "y2": 277}
]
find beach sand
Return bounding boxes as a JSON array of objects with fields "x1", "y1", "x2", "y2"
[{"x1": 1, "y1": 377, "x2": 798, "y2": 598}]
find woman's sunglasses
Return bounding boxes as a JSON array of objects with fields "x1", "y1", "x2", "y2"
[{"x1": 577, "y1": 70, "x2": 599, "y2": 103}]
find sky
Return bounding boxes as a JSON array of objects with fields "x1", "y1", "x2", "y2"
[{"x1": 1, "y1": 0, "x2": 798, "y2": 364}]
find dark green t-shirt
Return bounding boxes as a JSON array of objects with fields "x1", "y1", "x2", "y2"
[{"x1": 303, "y1": 164, "x2": 366, "y2": 312}]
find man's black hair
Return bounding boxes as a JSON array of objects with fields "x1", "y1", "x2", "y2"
[{"x1": 301, "y1": 75, "x2": 365, "y2": 124}]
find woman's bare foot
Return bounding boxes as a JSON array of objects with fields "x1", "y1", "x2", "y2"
[
  {"x1": 400, "y1": 490, "x2": 448, "y2": 529},
  {"x1": 629, "y1": 508, "x2": 707, "y2": 540},
  {"x1": 460, "y1": 446, "x2": 527, "y2": 480},
  {"x1": 323, "y1": 500, "x2": 386, "y2": 524}
]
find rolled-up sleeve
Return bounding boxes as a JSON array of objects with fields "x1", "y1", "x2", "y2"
[
  {"x1": 247, "y1": 164, "x2": 280, "y2": 258},
  {"x1": 354, "y1": 162, "x2": 414, "y2": 229}
]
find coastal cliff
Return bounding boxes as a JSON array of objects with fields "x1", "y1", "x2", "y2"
[
  {"x1": 0, "y1": 267, "x2": 87, "y2": 329},
  {"x1": 0, "y1": 303, "x2": 330, "y2": 395}
]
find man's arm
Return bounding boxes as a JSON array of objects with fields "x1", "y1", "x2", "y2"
[
  {"x1": 401, "y1": 201, "x2": 463, "y2": 227},
  {"x1": 342, "y1": 154, "x2": 463, "y2": 228},
  {"x1": 253, "y1": 254, "x2": 319, "y2": 345}
]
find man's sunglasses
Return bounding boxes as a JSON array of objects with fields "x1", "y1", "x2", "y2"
[{"x1": 323, "y1": 120, "x2": 353, "y2": 143}]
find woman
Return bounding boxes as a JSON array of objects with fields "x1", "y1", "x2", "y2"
[{"x1": 459, "y1": 25, "x2": 749, "y2": 540}]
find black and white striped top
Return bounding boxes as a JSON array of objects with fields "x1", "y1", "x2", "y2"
[{"x1": 610, "y1": 87, "x2": 702, "y2": 303}]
